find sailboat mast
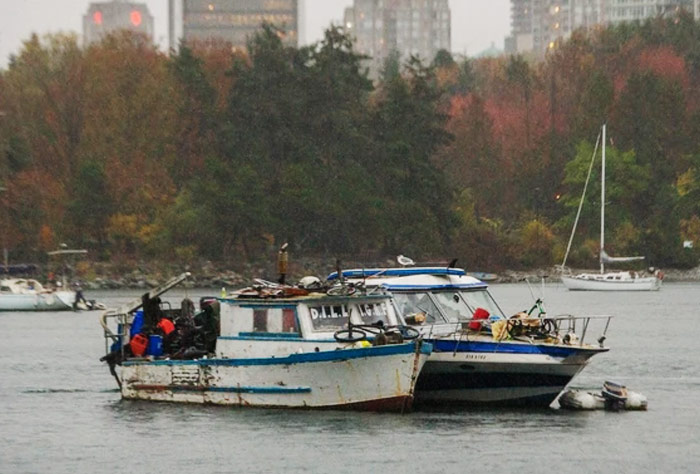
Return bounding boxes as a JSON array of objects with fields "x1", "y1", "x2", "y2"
[
  {"x1": 600, "y1": 124, "x2": 606, "y2": 274},
  {"x1": 561, "y1": 131, "x2": 601, "y2": 270}
]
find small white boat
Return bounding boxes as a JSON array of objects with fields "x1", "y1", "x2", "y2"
[
  {"x1": 0, "y1": 278, "x2": 76, "y2": 311},
  {"x1": 558, "y1": 381, "x2": 648, "y2": 410},
  {"x1": 560, "y1": 124, "x2": 663, "y2": 291},
  {"x1": 561, "y1": 270, "x2": 661, "y2": 291},
  {"x1": 466, "y1": 271, "x2": 498, "y2": 282},
  {"x1": 100, "y1": 273, "x2": 432, "y2": 411},
  {"x1": 0, "y1": 248, "x2": 103, "y2": 311}
]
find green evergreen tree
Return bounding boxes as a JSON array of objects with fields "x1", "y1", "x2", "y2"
[
  {"x1": 65, "y1": 160, "x2": 113, "y2": 249},
  {"x1": 370, "y1": 56, "x2": 454, "y2": 255}
]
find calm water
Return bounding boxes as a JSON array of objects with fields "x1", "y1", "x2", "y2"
[{"x1": 1, "y1": 283, "x2": 699, "y2": 473}]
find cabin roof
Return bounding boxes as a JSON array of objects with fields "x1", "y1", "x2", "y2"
[
  {"x1": 328, "y1": 267, "x2": 467, "y2": 279},
  {"x1": 328, "y1": 267, "x2": 488, "y2": 291}
]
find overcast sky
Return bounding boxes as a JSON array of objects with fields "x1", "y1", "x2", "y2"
[{"x1": 0, "y1": 0, "x2": 511, "y2": 68}]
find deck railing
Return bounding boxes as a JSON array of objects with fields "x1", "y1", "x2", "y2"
[{"x1": 418, "y1": 314, "x2": 613, "y2": 348}]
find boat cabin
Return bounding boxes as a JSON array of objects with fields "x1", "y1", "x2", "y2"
[
  {"x1": 0, "y1": 278, "x2": 46, "y2": 294},
  {"x1": 217, "y1": 290, "x2": 402, "y2": 358},
  {"x1": 101, "y1": 273, "x2": 405, "y2": 364},
  {"x1": 328, "y1": 268, "x2": 506, "y2": 336}
]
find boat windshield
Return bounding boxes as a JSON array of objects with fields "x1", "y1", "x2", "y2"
[
  {"x1": 457, "y1": 289, "x2": 504, "y2": 318},
  {"x1": 392, "y1": 292, "x2": 444, "y2": 324},
  {"x1": 430, "y1": 291, "x2": 473, "y2": 322},
  {"x1": 393, "y1": 288, "x2": 505, "y2": 324}
]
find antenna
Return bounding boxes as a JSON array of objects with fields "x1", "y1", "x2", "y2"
[
  {"x1": 335, "y1": 258, "x2": 344, "y2": 284},
  {"x1": 277, "y1": 243, "x2": 288, "y2": 284}
]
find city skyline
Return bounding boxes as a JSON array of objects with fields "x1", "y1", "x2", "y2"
[{"x1": 0, "y1": 0, "x2": 510, "y2": 68}]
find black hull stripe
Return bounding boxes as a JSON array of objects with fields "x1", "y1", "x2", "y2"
[
  {"x1": 416, "y1": 372, "x2": 573, "y2": 391},
  {"x1": 415, "y1": 392, "x2": 559, "y2": 408}
]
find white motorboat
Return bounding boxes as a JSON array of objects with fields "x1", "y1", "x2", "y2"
[
  {"x1": 560, "y1": 124, "x2": 662, "y2": 291},
  {"x1": 100, "y1": 273, "x2": 432, "y2": 411},
  {"x1": 0, "y1": 248, "x2": 103, "y2": 311},
  {"x1": 329, "y1": 265, "x2": 612, "y2": 407},
  {"x1": 0, "y1": 278, "x2": 76, "y2": 311}
]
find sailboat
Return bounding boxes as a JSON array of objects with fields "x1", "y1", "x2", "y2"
[{"x1": 560, "y1": 124, "x2": 663, "y2": 291}]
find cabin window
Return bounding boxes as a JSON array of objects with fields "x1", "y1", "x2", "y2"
[
  {"x1": 250, "y1": 307, "x2": 299, "y2": 334},
  {"x1": 282, "y1": 308, "x2": 297, "y2": 332},
  {"x1": 253, "y1": 309, "x2": 267, "y2": 332},
  {"x1": 356, "y1": 302, "x2": 389, "y2": 325},
  {"x1": 308, "y1": 304, "x2": 349, "y2": 331}
]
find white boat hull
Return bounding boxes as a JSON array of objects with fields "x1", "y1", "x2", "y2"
[
  {"x1": 414, "y1": 339, "x2": 606, "y2": 407},
  {"x1": 120, "y1": 342, "x2": 430, "y2": 411},
  {"x1": 0, "y1": 290, "x2": 75, "y2": 311},
  {"x1": 561, "y1": 275, "x2": 661, "y2": 291}
]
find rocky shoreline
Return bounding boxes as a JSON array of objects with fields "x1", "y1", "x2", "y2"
[{"x1": 70, "y1": 260, "x2": 700, "y2": 290}]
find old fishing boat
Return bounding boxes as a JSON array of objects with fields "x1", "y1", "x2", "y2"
[
  {"x1": 100, "y1": 273, "x2": 431, "y2": 411},
  {"x1": 329, "y1": 264, "x2": 612, "y2": 407}
]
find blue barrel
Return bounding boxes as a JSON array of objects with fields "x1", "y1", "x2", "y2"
[
  {"x1": 130, "y1": 310, "x2": 144, "y2": 338},
  {"x1": 146, "y1": 334, "x2": 163, "y2": 356}
]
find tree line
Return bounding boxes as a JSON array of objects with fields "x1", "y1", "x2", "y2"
[{"x1": 1, "y1": 14, "x2": 700, "y2": 272}]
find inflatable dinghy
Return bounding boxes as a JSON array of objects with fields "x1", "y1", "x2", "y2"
[{"x1": 558, "y1": 381, "x2": 647, "y2": 411}]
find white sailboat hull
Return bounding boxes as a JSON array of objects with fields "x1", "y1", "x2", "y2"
[{"x1": 561, "y1": 274, "x2": 661, "y2": 291}]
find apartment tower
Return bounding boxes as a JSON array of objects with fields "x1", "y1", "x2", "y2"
[
  {"x1": 506, "y1": 0, "x2": 697, "y2": 57},
  {"x1": 168, "y1": 0, "x2": 300, "y2": 51},
  {"x1": 344, "y1": 0, "x2": 451, "y2": 78}
]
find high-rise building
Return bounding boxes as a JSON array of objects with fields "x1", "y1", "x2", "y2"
[
  {"x1": 606, "y1": 0, "x2": 694, "y2": 22},
  {"x1": 506, "y1": 1, "x2": 577, "y2": 55},
  {"x1": 168, "y1": 0, "x2": 299, "y2": 52},
  {"x1": 83, "y1": 1, "x2": 154, "y2": 45},
  {"x1": 506, "y1": 0, "x2": 697, "y2": 57},
  {"x1": 343, "y1": 0, "x2": 451, "y2": 78}
]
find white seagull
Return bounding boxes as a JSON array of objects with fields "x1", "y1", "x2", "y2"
[{"x1": 397, "y1": 254, "x2": 415, "y2": 267}]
